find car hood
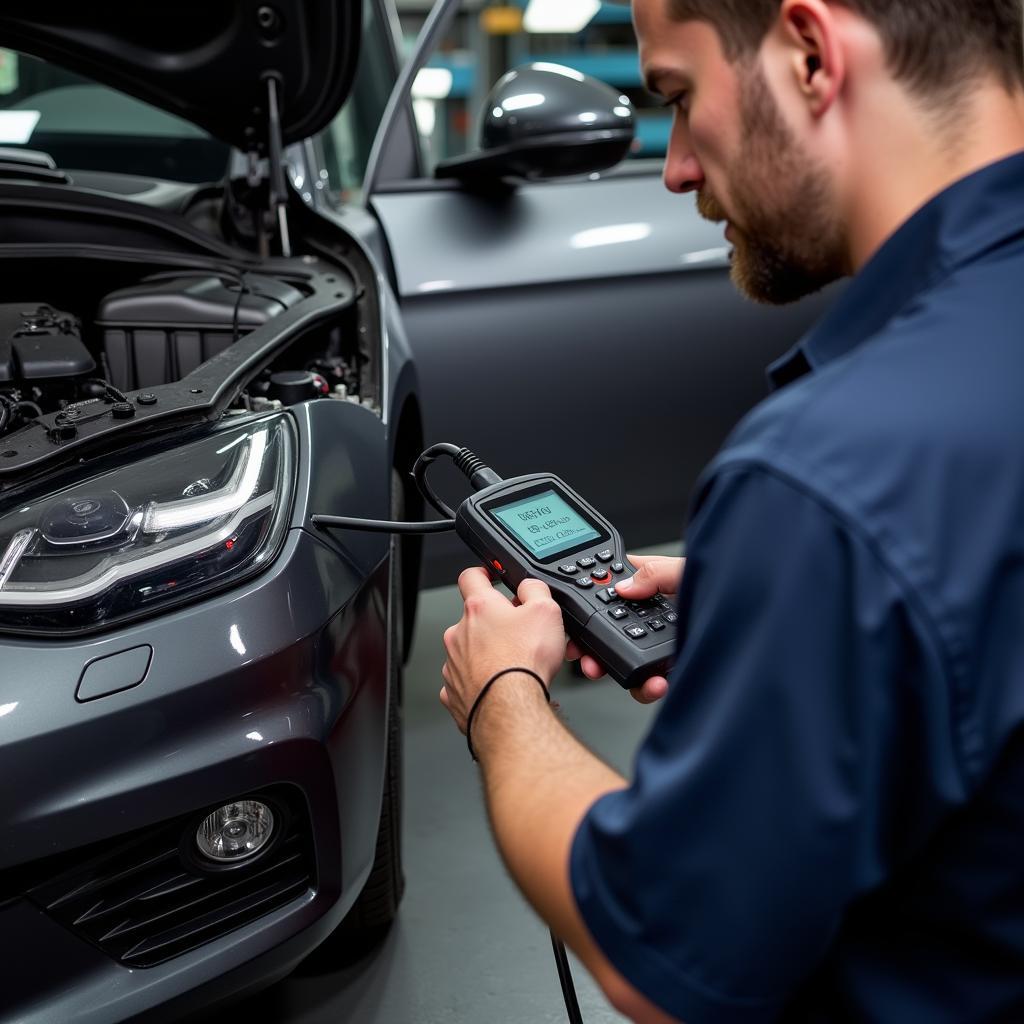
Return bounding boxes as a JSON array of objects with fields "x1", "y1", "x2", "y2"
[{"x1": 0, "y1": 0, "x2": 361, "y2": 151}]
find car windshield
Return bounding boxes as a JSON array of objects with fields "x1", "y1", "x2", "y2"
[{"x1": 0, "y1": 49, "x2": 230, "y2": 183}]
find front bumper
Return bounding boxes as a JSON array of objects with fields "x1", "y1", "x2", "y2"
[{"x1": 0, "y1": 519, "x2": 392, "y2": 1023}]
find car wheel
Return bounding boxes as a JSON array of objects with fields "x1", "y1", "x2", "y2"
[{"x1": 319, "y1": 470, "x2": 406, "y2": 960}]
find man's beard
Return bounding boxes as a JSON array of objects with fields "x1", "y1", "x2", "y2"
[{"x1": 698, "y1": 67, "x2": 846, "y2": 305}]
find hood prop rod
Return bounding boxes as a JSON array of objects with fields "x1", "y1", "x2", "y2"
[{"x1": 265, "y1": 75, "x2": 292, "y2": 258}]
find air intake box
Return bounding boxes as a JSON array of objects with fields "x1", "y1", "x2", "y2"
[
  {"x1": 0, "y1": 304, "x2": 95, "y2": 384},
  {"x1": 98, "y1": 275, "x2": 303, "y2": 391}
]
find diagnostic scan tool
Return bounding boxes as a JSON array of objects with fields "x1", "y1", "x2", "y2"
[
  {"x1": 313, "y1": 446, "x2": 678, "y2": 691},
  {"x1": 457, "y1": 474, "x2": 677, "y2": 690}
]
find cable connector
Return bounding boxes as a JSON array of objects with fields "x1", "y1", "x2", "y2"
[{"x1": 452, "y1": 447, "x2": 502, "y2": 491}]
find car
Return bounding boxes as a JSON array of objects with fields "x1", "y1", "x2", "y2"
[{"x1": 0, "y1": 4, "x2": 425, "y2": 1022}]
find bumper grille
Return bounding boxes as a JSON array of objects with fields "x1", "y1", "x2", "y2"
[{"x1": 27, "y1": 789, "x2": 315, "y2": 968}]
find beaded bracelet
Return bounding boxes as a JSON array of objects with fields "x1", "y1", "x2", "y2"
[{"x1": 465, "y1": 667, "x2": 551, "y2": 762}]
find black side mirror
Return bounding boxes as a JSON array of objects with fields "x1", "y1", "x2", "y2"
[{"x1": 435, "y1": 63, "x2": 635, "y2": 185}]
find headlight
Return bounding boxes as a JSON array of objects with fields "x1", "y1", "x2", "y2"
[{"x1": 0, "y1": 416, "x2": 293, "y2": 634}]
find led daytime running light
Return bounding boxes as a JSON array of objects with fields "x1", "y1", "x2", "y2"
[
  {"x1": 142, "y1": 430, "x2": 269, "y2": 534},
  {"x1": 0, "y1": 529, "x2": 34, "y2": 591}
]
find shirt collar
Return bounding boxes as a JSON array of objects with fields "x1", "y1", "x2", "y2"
[{"x1": 768, "y1": 150, "x2": 1024, "y2": 391}]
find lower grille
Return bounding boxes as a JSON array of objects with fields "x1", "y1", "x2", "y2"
[{"x1": 28, "y1": 788, "x2": 315, "y2": 968}]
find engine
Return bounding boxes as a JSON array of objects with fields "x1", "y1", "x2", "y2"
[
  {"x1": 0, "y1": 271, "x2": 365, "y2": 441},
  {"x1": 0, "y1": 303, "x2": 98, "y2": 435}
]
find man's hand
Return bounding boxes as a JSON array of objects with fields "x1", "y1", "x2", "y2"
[
  {"x1": 441, "y1": 567, "x2": 567, "y2": 733},
  {"x1": 567, "y1": 554, "x2": 685, "y2": 705}
]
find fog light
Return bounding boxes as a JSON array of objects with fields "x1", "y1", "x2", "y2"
[{"x1": 195, "y1": 800, "x2": 275, "y2": 863}]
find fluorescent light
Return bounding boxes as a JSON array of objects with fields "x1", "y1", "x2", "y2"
[
  {"x1": 413, "y1": 67, "x2": 453, "y2": 100},
  {"x1": 0, "y1": 110, "x2": 40, "y2": 145},
  {"x1": 571, "y1": 223, "x2": 652, "y2": 249},
  {"x1": 412, "y1": 98, "x2": 437, "y2": 136},
  {"x1": 524, "y1": 0, "x2": 601, "y2": 34}
]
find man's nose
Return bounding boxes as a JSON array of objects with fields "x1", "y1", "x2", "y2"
[{"x1": 663, "y1": 120, "x2": 705, "y2": 194}]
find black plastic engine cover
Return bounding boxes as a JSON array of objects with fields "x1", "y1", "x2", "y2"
[
  {"x1": 0, "y1": 304, "x2": 96, "y2": 383},
  {"x1": 98, "y1": 274, "x2": 304, "y2": 390}
]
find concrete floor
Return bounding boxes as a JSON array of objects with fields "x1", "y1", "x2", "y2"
[{"x1": 232, "y1": 547, "x2": 675, "y2": 1023}]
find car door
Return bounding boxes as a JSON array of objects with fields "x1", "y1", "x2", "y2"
[{"x1": 364, "y1": 0, "x2": 837, "y2": 583}]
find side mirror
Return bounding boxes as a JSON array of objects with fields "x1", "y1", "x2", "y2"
[{"x1": 435, "y1": 63, "x2": 634, "y2": 185}]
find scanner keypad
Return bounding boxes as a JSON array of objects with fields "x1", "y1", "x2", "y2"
[{"x1": 558, "y1": 550, "x2": 676, "y2": 646}]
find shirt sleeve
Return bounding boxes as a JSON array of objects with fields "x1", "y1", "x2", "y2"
[{"x1": 570, "y1": 464, "x2": 964, "y2": 1023}]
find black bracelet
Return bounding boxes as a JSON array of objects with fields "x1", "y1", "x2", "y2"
[{"x1": 466, "y1": 668, "x2": 551, "y2": 762}]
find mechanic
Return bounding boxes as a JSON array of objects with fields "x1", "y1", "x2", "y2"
[{"x1": 440, "y1": 1, "x2": 1024, "y2": 1021}]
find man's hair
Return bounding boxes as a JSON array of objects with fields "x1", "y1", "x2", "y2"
[{"x1": 668, "y1": 0, "x2": 1024, "y2": 94}]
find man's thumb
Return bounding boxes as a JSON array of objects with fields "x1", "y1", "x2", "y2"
[{"x1": 616, "y1": 562, "x2": 659, "y2": 598}]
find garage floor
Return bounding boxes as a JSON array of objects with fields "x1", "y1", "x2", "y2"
[{"x1": 229, "y1": 548, "x2": 674, "y2": 1023}]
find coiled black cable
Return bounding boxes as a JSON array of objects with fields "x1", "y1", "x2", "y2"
[{"x1": 411, "y1": 443, "x2": 503, "y2": 519}]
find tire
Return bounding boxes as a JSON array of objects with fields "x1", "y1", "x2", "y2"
[{"x1": 318, "y1": 471, "x2": 406, "y2": 960}]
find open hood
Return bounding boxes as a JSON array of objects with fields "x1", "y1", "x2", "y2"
[{"x1": 0, "y1": 1, "x2": 362, "y2": 152}]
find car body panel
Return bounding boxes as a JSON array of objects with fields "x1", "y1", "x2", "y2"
[
  {"x1": 372, "y1": 170, "x2": 731, "y2": 296},
  {"x1": 0, "y1": 401, "x2": 399, "y2": 1021},
  {"x1": 370, "y1": 171, "x2": 839, "y2": 582},
  {"x1": 0, "y1": 1, "x2": 362, "y2": 150}
]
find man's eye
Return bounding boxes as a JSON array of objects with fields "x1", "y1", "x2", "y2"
[{"x1": 661, "y1": 92, "x2": 690, "y2": 114}]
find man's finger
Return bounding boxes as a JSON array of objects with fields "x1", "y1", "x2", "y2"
[
  {"x1": 458, "y1": 565, "x2": 502, "y2": 601},
  {"x1": 617, "y1": 555, "x2": 684, "y2": 599},
  {"x1": 517, "y1": 576, "x2": 553, "y2": 605},
  {"x1": 581, "y1": 655, "x2": 607, "y2": 680},
  {"x1": 629, "y1": 676, "x2": 669, "y2": 705}
]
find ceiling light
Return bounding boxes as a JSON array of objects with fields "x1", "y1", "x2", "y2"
[
  {"x1": 412, "y1": 67, "x2": 454, "y2": 100},
  {"x1": 524, "y1": 0, "x2": 601, "y2": 34}
]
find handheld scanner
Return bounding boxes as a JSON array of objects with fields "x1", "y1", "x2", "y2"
[{"x1": 456, "y1": 474, "x2": 677, "y2": 690}]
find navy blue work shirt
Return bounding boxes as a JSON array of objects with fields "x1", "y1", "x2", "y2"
[{"x1": 570, "y1": 152, "x2": 1024, "y2": 1023}]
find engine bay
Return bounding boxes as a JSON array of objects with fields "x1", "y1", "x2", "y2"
[{"x1": 0, "y1": 262, "x2": 368, "y2": 454}]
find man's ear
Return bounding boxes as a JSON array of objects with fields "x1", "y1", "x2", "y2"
[{"x1": 779, "y1": 0, "x2": 843, "y2": 117}]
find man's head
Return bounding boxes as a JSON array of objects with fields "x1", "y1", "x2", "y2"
[{"x1": 634, "y1": 0, "x2": 1024, "y2": 304}]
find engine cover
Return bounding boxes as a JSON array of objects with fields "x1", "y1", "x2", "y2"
[{"x1": 0, "y1": 304, "x2": 96, "y2": 384}]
